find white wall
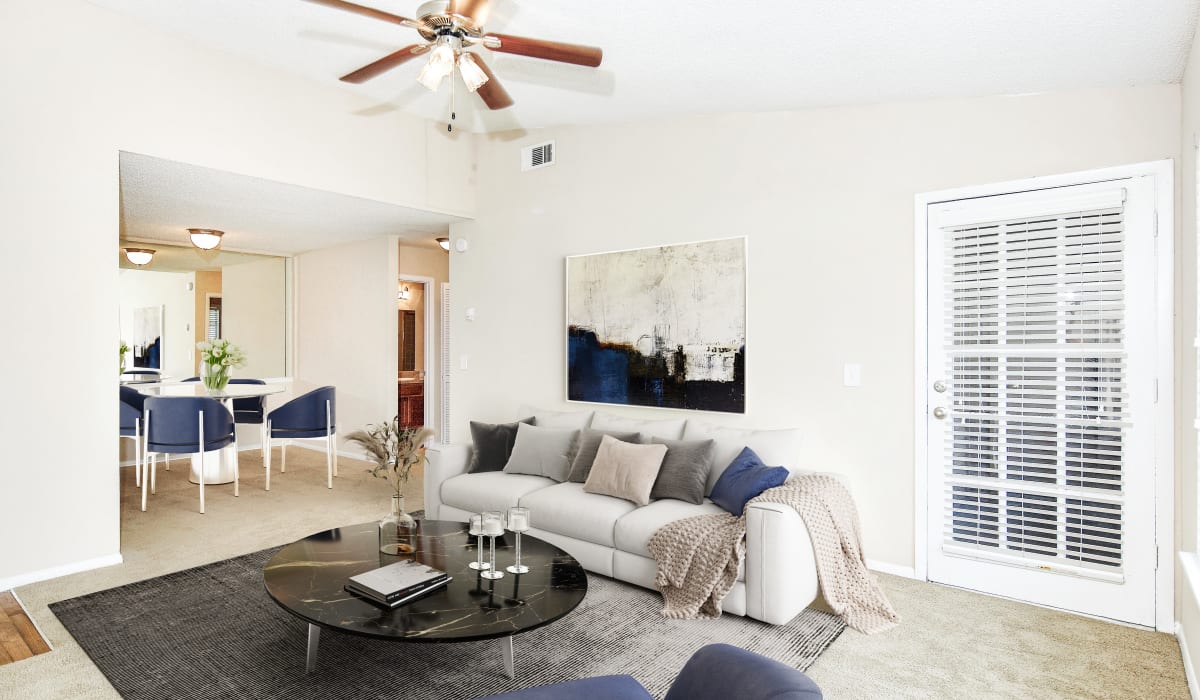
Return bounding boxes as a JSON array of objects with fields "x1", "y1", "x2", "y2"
[
  {"x1": 449, "y1": 85, "x2": 1182, "y2": 570},
  {"x1": 295, "y1": 236, "x2": 399, "y2": 455},
  {"x1": 1176, "y1": 6, "x2": 1200, "y2": 680},
  {"x1": 118, "y1": 269, "x2": 195, "y2": 379},
  {"x1": 0, "y1": 0, "x2": 472, "y2": 586},
  {"x1": 221, "y1": 257, "x2": 287, "y2": 378}
]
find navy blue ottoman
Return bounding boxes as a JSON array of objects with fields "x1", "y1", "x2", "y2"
[{"x1": 475, "y1": 643, "x2": 822, "y2": 700}]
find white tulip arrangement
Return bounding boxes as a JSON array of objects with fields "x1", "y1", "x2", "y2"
[{"x1": 196, "y1": 338, "x2": 247, "y2": 390}]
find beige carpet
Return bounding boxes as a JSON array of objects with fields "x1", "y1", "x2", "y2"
[{"x1": 0, "y1": 447, "x2": 1189, "y2": 699}]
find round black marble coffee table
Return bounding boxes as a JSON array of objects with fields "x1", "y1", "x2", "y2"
[{"x1": 263, "y1": 520, "x2": 588, "y2": 677}]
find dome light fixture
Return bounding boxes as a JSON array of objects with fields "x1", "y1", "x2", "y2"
[
  {"x1": 187, "y1": 228, "x2": 224, "y2": 250},
  {"x1": 398, "y1": 285, "x2": 411, "y2": 302},
  {"x1": 437, "y1": 237, "x2": 450, "y2": 252},
  {"x1": 123, "y1": 247, "x2": 156, "y2": 266}
]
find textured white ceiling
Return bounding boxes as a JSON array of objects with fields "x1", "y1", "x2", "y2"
[
  {"x1": 119, "y1": 152, "x2": 463, "y2": 255},
  {"x1": 89, "y1": 0, "x2": 1199, "y2": 132}
]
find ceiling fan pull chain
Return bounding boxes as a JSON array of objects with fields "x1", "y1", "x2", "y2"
[{"x1": 447, "y1": 70, "x2": 457, "y2": 133}]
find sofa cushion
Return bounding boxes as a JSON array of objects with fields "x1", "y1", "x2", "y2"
[
  {"x1": 584, "y1": 436, "x2": 668, "y2": 507},
  {"x1": 503, "y1": 423, "x2": 580, "y2": 482},
  {"x1": 519, "y1": 405, "x2": 594, "y2": 430},
  {"x1": 441, "y1": 472, "x2": 555, "y2": 515},
  {"x1": 649, "y1": 438, "x2": 716, "y2": 505},
  {"x1": 467, "y1": 418, "x2": 534, "y2": 473},
  {"x1": 682, "y1": 422, "x2": 802, "y2": 494},
  {"x1": 710, "y1": 447, "x2": 790, "y2": 517},
  {"x1": 567, "y1": 428, "x2": 642, "y2": 483},
  {"x1": 614, "y1": 498, "x2": 727, "y2": 558},
  {"x1": 519, "y1": 482, "x2": 637, "y2": 547},
  {"x1": 590, "y1": 412, "x2": 686, "y2": 440}
]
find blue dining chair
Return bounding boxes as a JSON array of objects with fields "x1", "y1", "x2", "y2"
[
  {"x1": 142, "y1": 396, "x2": 237, "y2": 514},
  {"x1": 183, "y1": 377, "x2": 268, "y2": 464},
  {"x1": 265, "y1": 386, "x2": 336, "y2": 490},
  {"x1": 119, "y1": 386, "x2": 146, "y2": 489}
]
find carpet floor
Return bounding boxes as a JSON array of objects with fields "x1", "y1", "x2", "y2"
[
  {"x1": 0, "y1": 447, "x2": 1190, "y2": 699},
  {"x1": 49, "y1": 546, "x2": 843, "y2": 699}
]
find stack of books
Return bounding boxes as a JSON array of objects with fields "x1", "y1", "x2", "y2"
[{"x1": 345, "y1": 560, "x2": 451, "y2": 608}]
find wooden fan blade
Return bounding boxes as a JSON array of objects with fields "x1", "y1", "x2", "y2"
[
  {"x1": 302, "y1": 0, "x2": 419, "y2": 29},
  {"x1": 339, "y1": 44, "x2": 430, "y2": 83},
  {"x1": 485, "y1": 33, "x2": 602, "y2": 67},
  {"x1": 448, "y1": 0, "x2": 490, "y2": 27},
  {"x1": 473, "y1": 57, "x2": 514, "y2": 110}
]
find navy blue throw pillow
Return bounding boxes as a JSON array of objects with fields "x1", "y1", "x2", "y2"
[{"x1": 710, "y1": 447, "x2": 789, "y2": 517}]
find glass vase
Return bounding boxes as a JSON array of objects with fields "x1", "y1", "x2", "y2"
[
  {"x1": 379, "y1": 494, "x2": 417, "y2": 555},
  {"x1": 202, "y1": 364, "x2": 230, "y2": 391}
]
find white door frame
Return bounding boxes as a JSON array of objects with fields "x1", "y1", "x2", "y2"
[
  {"x1": 913, "y1": 159, "x2": 1175, "y2": 632},
  {"x1": 399, "y1": 274, "x2": 436, "y2": 429}
]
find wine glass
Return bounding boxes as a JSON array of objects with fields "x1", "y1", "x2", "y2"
[
  {"x1": 506, "y1": 506, "x2": 530, "y2": 574},
  {"x1": 468, "y1": 514, "x2": 490, "y2": 571},
  {"x1": 480, "y1": 511, "x2": 505, "y2": 580}
]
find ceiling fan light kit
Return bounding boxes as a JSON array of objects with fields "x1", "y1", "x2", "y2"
[{"x1": 304, "y1": 0, "x2": 602, "y2": 113}]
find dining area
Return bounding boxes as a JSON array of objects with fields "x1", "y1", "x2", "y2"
[{"x1": 119, "y1": 369, "x2": 338, "y2": 514}]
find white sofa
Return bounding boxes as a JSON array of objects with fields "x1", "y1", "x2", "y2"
[{"x1": 424, "y1": 408, "x2": 821, "y2": 626}]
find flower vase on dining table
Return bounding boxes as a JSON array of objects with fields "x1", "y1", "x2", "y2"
[
  {"x1": 202, "y1": 364, "x2": 230, "y2": 391},
  {"x1": 379, "y1": 493, "x2": 417, "y2": 555}
]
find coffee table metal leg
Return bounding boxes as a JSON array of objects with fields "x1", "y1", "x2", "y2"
[
  {"x1": 501, "y1": 635, "x2": 514, "y2": 679},
  {"x1": 306, "y1": 624, "x2": 321, "y2": 673}
]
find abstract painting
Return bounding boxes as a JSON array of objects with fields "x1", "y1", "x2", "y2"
[
  {"x1": 132, "y1": 305, "x2": 163, "y2": 369},
  {"x1": 566, "y1": 237, "x2": 746, "y2": 413}
]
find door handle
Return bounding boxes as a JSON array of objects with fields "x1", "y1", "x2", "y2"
[{"x1": 932, "y1": 407, "x2": 948, "y2": 419}]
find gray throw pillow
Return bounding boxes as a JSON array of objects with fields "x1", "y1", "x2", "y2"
[
  {"x1": 649, "y1": 438, "x2": 716, "y2": 504},
  {"x1": 567, "y1": 429, "x2": 642, "y2": 483},
  {"x1": 467, "y1": 418, "x2": 534, "y2": 473},
  {"x1": 503, "y1": 423, "x2": 580, "y2": 482}
]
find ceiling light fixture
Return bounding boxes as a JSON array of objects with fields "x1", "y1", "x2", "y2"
[
  {"x1": 437, "y1": 237, "x2": 450, "y2": 252},
  {"x1": 123, "y1": 247, "x2": 156, "y2": 266},
  {"x1": 417, "y1": 37, "x2": 457, "y2": 92},
  {"x1": 456, "y1": 53, "x2": 488, "y2": 92},
  {"x1": 187, "y1": 228, "x2": 224, "y2": 250}
]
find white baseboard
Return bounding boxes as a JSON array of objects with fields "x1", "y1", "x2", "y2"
[
  {"x1": 867, "y1": 559, "x2": 918, "y2": 579},
  {"x1": 1178, "y1": 622, "x2": 1200, "y2": 700},
  {"x1": 0, "y1": 553, "x2": 123, "y2": 592}
]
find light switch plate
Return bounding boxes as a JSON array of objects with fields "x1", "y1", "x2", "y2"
[
  {"x1": 459, "y1": 354, "x2": 469, "y2": 371},
  {"x1": 843, "y1": 363, "x2": 862, "y2": 387}
]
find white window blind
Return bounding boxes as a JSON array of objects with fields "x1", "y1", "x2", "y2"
[
  {"x1": 207, "y1": 297, "x2": 222, "y2": 341},
  {"x1": 942, "y1": 201, "x2": 1128, "y2": 580}
]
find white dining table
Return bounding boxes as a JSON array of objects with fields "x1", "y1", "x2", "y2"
[{"x1": 133, "y1": 381, "x2": 287, "y2": 485}]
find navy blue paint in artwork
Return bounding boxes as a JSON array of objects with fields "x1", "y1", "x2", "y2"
[
  {"x1": 568, "y1": 327, "x2": 745, "y2": 414},
  {"x1": 568, "y1": 329, "x2": 629, "y2": 405}
]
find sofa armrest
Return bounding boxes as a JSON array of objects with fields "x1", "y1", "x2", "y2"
[
  {"x1": 424, "y1": 443, "x2": 473, "y2": 520},
  {"x1": 743, "y1": 501, "x2": 819, "y2": 625},
  {"x1": 664, "y1": 644, "x2": 823, "y2": 700}
]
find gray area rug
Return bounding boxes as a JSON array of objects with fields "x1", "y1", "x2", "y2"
[{"x1": 50, "y1": 545, "x2": 844, "y2": 699}]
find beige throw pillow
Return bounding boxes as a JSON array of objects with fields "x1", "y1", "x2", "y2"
[{"x1": 583, "y1": 435, "x2": 668, "y2": 507}]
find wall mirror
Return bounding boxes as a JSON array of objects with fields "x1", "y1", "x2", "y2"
[{"x1": 118, "y1": 240, "x2": 289, "y2": 379}]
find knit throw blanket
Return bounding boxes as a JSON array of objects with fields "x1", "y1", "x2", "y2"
[{"x1": 646, "y1": 474, "x2": 900, "y2": 634}]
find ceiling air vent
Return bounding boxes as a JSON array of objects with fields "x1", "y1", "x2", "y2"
[{"x1": 521, "y1": 141, "x2": 555, "y2": 171}]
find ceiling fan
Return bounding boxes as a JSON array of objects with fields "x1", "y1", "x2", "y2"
[{"x1": 303, "y1": 0, "x2": 603, "y2": 112}]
